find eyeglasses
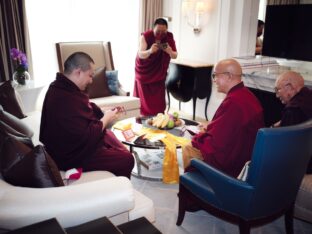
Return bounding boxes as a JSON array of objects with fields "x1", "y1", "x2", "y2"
[
  {"x1": 274, "y1": 83, "x2": 291, "y2": 93},
  {"x1": 211, "y1": 72, "x2": 242, "y2": 81}
]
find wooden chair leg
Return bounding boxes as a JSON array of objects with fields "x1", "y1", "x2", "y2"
[
  {"x1": 239, "y1": 220, "x2": 250, "y2": 234},
  {"x1": 176, "y1": 184, "x2": 188, "y2": 226},
  {"x1": 176, "y1": 194, "x2": 186, "y2": 226},
  {"x1": 285, "y1": 205, "x2": 294, "y2": 234}
]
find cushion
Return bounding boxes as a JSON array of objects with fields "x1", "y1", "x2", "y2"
[
  {"x1": 0, "y1": 127, "x2": 64, "y2": 188},
  {"x1": 0, "y1": 120, "x2": 34, "y2": 148},
  {"x1": 0, "y1": 81, "x2": 26, "y2": 119},
  {"x1": 0, "y1": 105, "x2": 33, "y2": 137},
  {"x1": 86, "y1": 67, "x2": 112, "y2": 98},
  {"x1": 106, "y1": 70, "x2": 120, "y2": 95}
]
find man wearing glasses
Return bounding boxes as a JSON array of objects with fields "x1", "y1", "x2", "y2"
[
  {"x1": 273, "y1": 71, "x2": 312, "y2": 128},
  {"x1": 182, "y1": 59, "x2": 264, "y2": 178}
]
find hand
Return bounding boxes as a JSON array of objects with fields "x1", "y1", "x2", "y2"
[
  {"x1": 101, "y1": 108, "x2": 119, "y2": 129},
  {"x1": 163, "y1": 44, "x2": 173, "y2": 54},
  {"x1": 149, "y1": 43, "x2": 159, "y2": 54},
  {"x1": 197, "y1": 121, "x2": 209, "y2": 132}
]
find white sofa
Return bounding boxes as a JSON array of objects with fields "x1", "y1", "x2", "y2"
[{"x1": 0, "y1": 109, "x2": 154, "y2": 231}]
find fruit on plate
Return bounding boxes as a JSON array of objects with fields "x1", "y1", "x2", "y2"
[
  {"x1": 173, "y1": 111, "x2": 179, "y2": 119},
  {"x1": 167, "y1": 119, "x2": 175, "y2": 128},
  {"x1": 175, "y1": 119, "x2": 182, "y2": 127},
  {"x1": 149, "y1": 113, "x2": 182, "y2": 129}
]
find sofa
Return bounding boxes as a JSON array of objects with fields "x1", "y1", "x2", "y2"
[
  {"x1": 294, "y1": 174, "x2": 312, "y2": 223},
  {"x1": 0, "y1": 83, "x2": 154, "y2": 231},
  {"x1": 56, "y1": 41, "x2": 140, "y2": 119}
]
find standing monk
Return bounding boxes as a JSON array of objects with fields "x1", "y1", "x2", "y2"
[
  {"x1": 134, "y1": 18, "x2": 178, "y2": 116},
  {"x1": 40, "y1": 52, "x2": 134, "y2": 178}
]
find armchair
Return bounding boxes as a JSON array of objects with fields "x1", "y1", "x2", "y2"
[
  {"x1": 176, "y1": 120, "x2": 312, "y2": 234},
  {"x1": 56, "y1": 41, "x2": 140, "y2": 119}
]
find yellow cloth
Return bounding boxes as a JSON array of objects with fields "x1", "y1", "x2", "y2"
[
  {"x1": 112, "y1": 121, "x2": 132, "y2": 131},
  {"x1": 139, "y1": 127, "x2": 190, "y2": 184}
]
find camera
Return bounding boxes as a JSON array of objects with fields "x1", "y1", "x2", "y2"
[{"x1": 157, "y1": 42, "x2": 168, "y2": 50}]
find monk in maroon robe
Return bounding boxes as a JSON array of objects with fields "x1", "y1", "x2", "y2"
[
  {"x1": 274, "y1": 71, "x2": 312, "y2": 173},
  {"x1": 40, "y1": 52, "x2": 134, "y2": 178},
  {"x1": 134, "y1": 18, "x2": 177, "y2": 116},
  {"x1": 182, "y1": 59, "x2": 264, "y2": 178},
  {"x1": 178, "y1": 59, "x2": 264, "y2": 213}
]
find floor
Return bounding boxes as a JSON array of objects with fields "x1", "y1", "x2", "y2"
[{"x1": 130, "y1": 176, "x2": 312, "y2": 234}]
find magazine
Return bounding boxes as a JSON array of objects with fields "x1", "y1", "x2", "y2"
[{"x1": 139, "y1": 151, "x2": 164, "y2": 170}]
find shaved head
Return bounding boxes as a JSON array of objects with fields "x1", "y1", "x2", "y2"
[
  {"x1": 213, "y1": 59, "x2": 243, "y2": 94},
  {"x1": 276, "y1": 71, "x2": 304, "y2": 91},
  {"x1": 275, "y1": 71, "x2": 305, "y2": 104},
  {"x1": 215, "y1": 59, "x2": 242, "y2": 78}
]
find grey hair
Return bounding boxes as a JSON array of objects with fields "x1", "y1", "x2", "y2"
[{"x1": 64, "y1": 52, "x2": 94, "y2": 74}]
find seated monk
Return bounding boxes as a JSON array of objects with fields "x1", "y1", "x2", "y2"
[
  {"x1": 273, "y1": 71, "x2": 312, "y2": 127},
  {"x1": 182, "y1": 59, "x2": 264, "y2": 177},
  {"x1": 40, "y1": 52, "x2": 134, "y2": 178},
  {"x1": 273, "y1": 71, "x2": 312, "y2": 173}
]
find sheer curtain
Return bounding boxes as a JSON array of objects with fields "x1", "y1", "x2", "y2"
[
  {"x1": 0, "y1": 0, "x2": 30, "y2": 82},
  {"x1": 25, "y1": 0, "x2": 139, "y2": 91},
  {"x1": 139, "y1": 0, "x2": 163, "y2": 34}
]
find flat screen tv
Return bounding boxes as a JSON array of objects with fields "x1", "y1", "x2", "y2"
[{"x1": 262, "y1": 4, "x2": 312, "y2": 62}]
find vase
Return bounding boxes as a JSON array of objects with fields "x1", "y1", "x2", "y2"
[{"x1": 13, "y1": 71, "x2": 30, "y2": 85}]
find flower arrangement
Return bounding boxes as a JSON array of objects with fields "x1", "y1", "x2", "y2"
[
  {"x1": 10, "y1": 48, "x2": 29, "y2": 85},
  {"x1": 10, "y1": 48, "x2": 28, "y2": 73}
]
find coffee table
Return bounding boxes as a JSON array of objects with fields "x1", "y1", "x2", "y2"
[{"x1": 112, "y1": 116, "x2": 199, "y2": 181}]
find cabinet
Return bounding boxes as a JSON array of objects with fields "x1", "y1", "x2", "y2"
[{"x1": 165, "y1": 59, "x2": 213, "y2": 120}]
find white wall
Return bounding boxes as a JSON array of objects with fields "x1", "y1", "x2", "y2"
[{"x1": 163, "y1": 0, "x2": 260, "y2": 120}]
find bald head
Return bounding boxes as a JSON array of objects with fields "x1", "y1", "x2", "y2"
[
  {"x1": 213, "y1": 59, "x2": 243, "y2": 94},
  {"x1": 276, "y1": 71, "x2": 304, "y2": 91},
  {"x1": 275, "y1": 71, "x2": 305, "y2": 104}
]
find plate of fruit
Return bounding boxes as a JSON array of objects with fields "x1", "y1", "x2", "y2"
[{"x1": 146, "y1": 112, "x2": 184, "y2": 130}]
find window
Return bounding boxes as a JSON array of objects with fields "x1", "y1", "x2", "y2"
[{"x1": 26, "y1": 0, "x2": 139, "y2": 92}]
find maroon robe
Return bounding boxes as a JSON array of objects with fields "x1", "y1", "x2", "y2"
[
  {"x1": 191, "y1": 82, "x2": 264, "y2": 177},
  {"x1": 280, "y1": 87, "x2": 312, "y2": 127},
  {"x1": 40, "y1": 73, "x2": 134, "y2": 178},
  {"x1": 280, "y1": 86, "x2": 312, "y2": 173},
  {"x1": 134, "y1": 30, "x2": 177, "y2": 116}
]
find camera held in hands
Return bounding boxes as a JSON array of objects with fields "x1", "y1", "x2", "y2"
[{"x1": 157, "y1": 42, "x2": 168, "y2": 50}]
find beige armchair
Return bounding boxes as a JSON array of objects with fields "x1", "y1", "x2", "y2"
[{"x1": 56, "y1": 41, "x2": 140, "y2": 119}]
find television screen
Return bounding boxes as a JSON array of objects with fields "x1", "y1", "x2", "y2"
[{"x1": 262, "y1": 4, "x2": 312, "y2": 62}]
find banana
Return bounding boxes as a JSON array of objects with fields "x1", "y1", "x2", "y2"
[
  {"x1": 160, "y1": 114, "x2": 170, "y2": 128},
  {"x1": 153, "y1": 114, "x2": 164, "y2": 127},
  {"x1": 156, "y1": 115, "x2": 165, "y2": 128}
]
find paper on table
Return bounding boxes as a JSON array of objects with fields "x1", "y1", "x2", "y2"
[{"x1": 186, "y1": 125, "x2": 200, "y2": 135}]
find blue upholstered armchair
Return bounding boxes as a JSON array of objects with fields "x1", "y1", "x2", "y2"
[{"x1": 177, "y1": 120, "x2": 312, "y2": 234}]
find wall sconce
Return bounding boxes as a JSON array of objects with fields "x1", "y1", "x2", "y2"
[{"x1": 182, "y1": 0, "x2": 208, "y2": 34}]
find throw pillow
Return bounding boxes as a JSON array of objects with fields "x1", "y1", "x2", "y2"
[
  {"x1": 106, "y1": 70, "x2": 120, "y2": 95},
  {"x1": 0, "y1": 105, "x2": 33, "y2": 137},
  {"x1": 0, "y1": 120, "x2": 34, "y2": 148},
  {"x1": 86, "y1": 67, "x2": 112, "y2": 98},
  {"x1": 0, "y1": 81, "x2": 26, "y2": 119},
  {"x1": 0, "y1": 127, "x2": 64, "y2": 188}
]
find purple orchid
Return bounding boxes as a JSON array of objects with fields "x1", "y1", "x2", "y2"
[{"x1": 10, "y1": 48, "x2": 28, "y2": 72}]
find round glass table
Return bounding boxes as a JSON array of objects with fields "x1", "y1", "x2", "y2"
[{"x1": 112, "y1": 116, "x2": 199, "y2": 181}]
